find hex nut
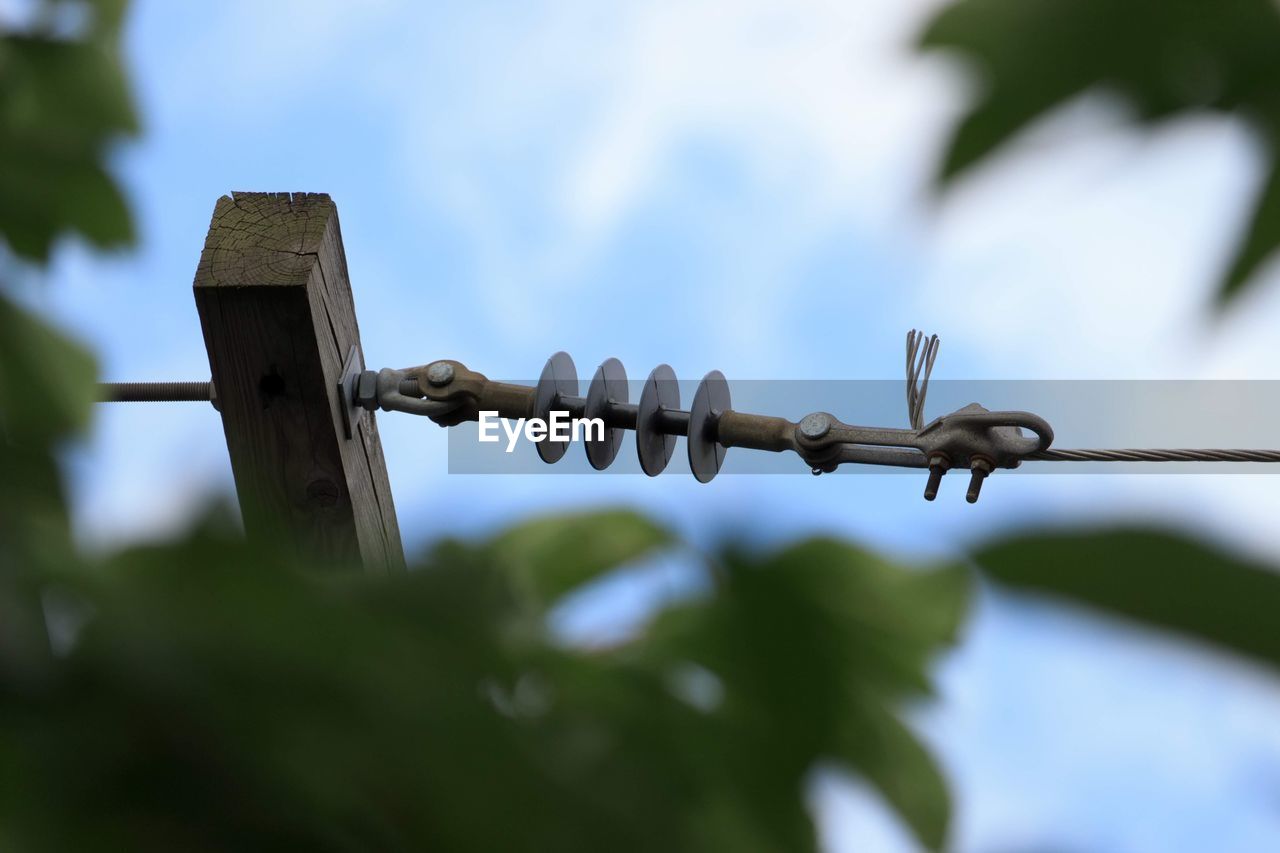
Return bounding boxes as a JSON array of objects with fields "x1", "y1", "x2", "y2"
[{"x1": 355, "y1": 370, "x2": 379, "y2": 410}]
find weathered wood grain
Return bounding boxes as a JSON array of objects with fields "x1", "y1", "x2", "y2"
[{"x1": 194, "y1": 192, "x2": 404, "y2": 572}]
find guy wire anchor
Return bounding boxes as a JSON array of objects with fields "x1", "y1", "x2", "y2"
[{"x1": 100, "y1": 330, "x2": 1280, "y2": 503}]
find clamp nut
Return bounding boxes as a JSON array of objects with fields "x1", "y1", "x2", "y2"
[
  {"x1": 966, "y1": 456, "x2": 994, "y2": 504},
  {"x1": 923, "y1": 453, "x2": 950, "y2": 502}
]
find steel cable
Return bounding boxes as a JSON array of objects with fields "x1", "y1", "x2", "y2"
[
  {"x1": 905, "y1": 330, "x2": 939, "y2": 431},
  {"x1": 1031, "y1": 448, "x2": 1280, "y2": 463}
]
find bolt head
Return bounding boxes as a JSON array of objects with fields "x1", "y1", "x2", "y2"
[
  {"x1": 426, "y1": 361, "x2": 455, "y2": 387},
  {"x1": 799, "y1": 412, "x2": 832, "y2": 440}
]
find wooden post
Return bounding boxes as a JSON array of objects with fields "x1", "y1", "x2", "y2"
[{"x1": 193, "y1": 192, "x2": 404, "y2": 572}]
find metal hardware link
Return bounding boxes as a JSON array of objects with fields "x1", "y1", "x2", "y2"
[
  {"x1": 388, "y1": 338, "x2": 1059, "y2": 502},
  {"x1": 353, "y1": 367, "x2": 464, "y2": 419}
]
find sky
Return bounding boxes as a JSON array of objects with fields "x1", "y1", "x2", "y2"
[{"x1": 16, "y1": 0, "x2": 1280, "y2": 849}]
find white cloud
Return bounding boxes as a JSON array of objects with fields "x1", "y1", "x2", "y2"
[
  {"x1": 149, "y1": 0, "x2": 402, "y2": 117},
  {"x1": 385, "y1": 0, "x2": 956, "y2": 353},
  {"x1": 920, "y1": 104, "x2": 1268, "y2": 379}
]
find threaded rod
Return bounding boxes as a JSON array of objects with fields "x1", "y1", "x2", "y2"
[{"x1": 98, "y1": 381, "x2": 212, "y2": 403}]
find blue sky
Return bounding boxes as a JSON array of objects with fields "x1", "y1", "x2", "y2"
[{"x1": 19, "y1": 0, "x2": 1280, "y2": 848}]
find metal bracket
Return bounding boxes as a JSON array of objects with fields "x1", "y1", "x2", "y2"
[
  {"x1": 336, "y1": 345, "x2": 368, "y2": 440},
  {"x1": 341, "y1": 360, "x2": 467, "y2": 422}
]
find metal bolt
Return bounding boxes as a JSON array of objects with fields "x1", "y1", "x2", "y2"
[
  {"x1": 923, "y1": 453, "x2": 949, "y2": 502},
  {"x1": 966, "y1": 457, "x2": 993, "y2": 504},
  {"x1": 799, "y1": 412, "x2": 832, "y2": 440},
  {"x1": 426, "y1": 361, "x2": 455, "y2": 387}
]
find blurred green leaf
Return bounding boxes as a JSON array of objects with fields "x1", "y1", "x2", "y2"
[
  {"x1": 645, "y1": 538, "x2": 968, "y2": 850},
  {"x1": 0, "y1": 0, "x2": 132, "y2": 693},
  {"x1": 479, "y1": 509, "x2": 673, "y2": 606},
  {"x1": 0, "y1": 289, "x2": 96, "y2": 571},
  {"x1": 0, "y1": 509, "x2": 969, "y2": 853},
  {"x1": 920, "y1": 0, "x2": 1280, "y2": 304},
  {"x1": 0, "y1": 0, "x2": 126, "y2": 556},
  {"x1": 833, "y1": 702, "x2": 950, "y2": 852},
  {"x1": 0, "y1": 0, "x2": 138, "y2": 260},
  {"x1": 974, "y1": 527, "x2": 1280, "y2": 670},
  {"x1": 0, "y1": 290, "x2": 97, "y2": 442},
  {"x1": 1223, "y1": 153, "x2": 1280, "y2": 303}
]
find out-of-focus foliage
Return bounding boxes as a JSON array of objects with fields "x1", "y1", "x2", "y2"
[
  {"x1": 926, "y1": 0, "x2": 1280, "y2": 774},
  {"x1": 479, "y1": 508, "x2": 674, "y2": 607},
  {"x1": 644, "y1": 539, "x2": 966, "y2": 849},
  {"x1": 0, "y1": 293, "x2": 96, "y2": 560},
  {"x1": 0, "y1": 0, "x2": 137, "y2": 260},
  {"x1": 920, "y1": 0, "x2": 1280, "y2": 305},
  {"x1": 0, "y1": 509, "x2": 968, "y2": 852},
  {"x1": 0, "y1": 0, "x2": 133, "y2": 560},
  {"x1": 974, "y1": 527, "x2": 1280, "y2": 672},
  {"x1": 0, "y1": 0, "x2": 124, "y2": 670}
]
